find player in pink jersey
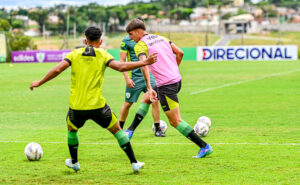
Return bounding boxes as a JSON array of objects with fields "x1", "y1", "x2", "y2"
[{"x1": 125, "y1": 18, "x2": 213, "y2": 158}]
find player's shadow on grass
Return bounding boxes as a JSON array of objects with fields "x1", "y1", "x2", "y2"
[{"x1": 62, "y1": 170, "x2": 79, "y2": 175}]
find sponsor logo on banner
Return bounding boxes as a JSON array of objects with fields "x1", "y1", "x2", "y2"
[
  {"x1": 36, "y1": 53, "x2": 45, "y2": 63},
  {"x1": 197, "y1": 45, "x2": 298, "y2": 61},
  {"x1": 11, "y1": 50, "x2": 72, "y2": 63}
]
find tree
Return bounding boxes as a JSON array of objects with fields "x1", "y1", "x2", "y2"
[
  {"x1": 28, "y1": 8, "x2": 49, "y2": 32},
  {"x1": 0, "y1": 8, "x2": 9, "y2": 19},
  {"x1": 7, "y1": 32, "x2": 36, "y2": 51},
  {"x1": 17, "y1": 8, "x2": 29, "y2": 16},
  {"x1": 0, "y1": 19, "x2": 10, "y2": 31},
  {"x1": 170, "y1": 7, "x2": 193, "y2": 20},
  {"x1": 108, "y1": 6, "x2": 128, "y2": 25},
  {"x1": 12, "y1": 20, "x2": 24, "y2": 29}
]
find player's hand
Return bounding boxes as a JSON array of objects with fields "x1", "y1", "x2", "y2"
[
  {"x1": 30, "y1": 81, "x2": 40, "y2": 91},
  {"x1": 149, "y1": 89, "x2": 158, "y2": 102},
  {"x1": 126, "y1": 79, "x2": 135, "y2": 88},
  {"x1": 145, "y1": 53, "x2": 158, "y2": 65}
]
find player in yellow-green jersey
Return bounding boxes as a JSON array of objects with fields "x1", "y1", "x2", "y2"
[{"x1": 30, "y1": 27, "x2": 157, "y2": 173}]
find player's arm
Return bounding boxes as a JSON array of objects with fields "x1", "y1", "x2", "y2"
[
  {"x1": 108, "y1": 53, "x2": 157, "y2": 72},
  {"x1": 171, "y1": 43, "x2": 184, "y2": 66},
  {"x1": 30, "y1": 60, "x2": 70, "y2": 90},
  {"x1": 120, "y1": 51, "x2": 135, "y2": 88},
  {"x1": 139, "y1": 55, "x2": 152, "y2": 91},
  {"x1": 139, "y1": 55, "x2": 158, "y2": 102}
]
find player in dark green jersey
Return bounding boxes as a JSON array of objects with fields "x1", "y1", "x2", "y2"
[
  {"x1": 119, "y1": 34, "x2": 166, "y2": 139},
  {"x1": 30, "y1": 27, "x2": 157, "y2": 173}
]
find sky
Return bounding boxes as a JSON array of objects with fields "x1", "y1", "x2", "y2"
[
  {"x1": 0, "y1": 0, "x2": 262, "y2": 10},
  {"x1": 0, "y1": 0, "x2": 135, "y2": 9}
]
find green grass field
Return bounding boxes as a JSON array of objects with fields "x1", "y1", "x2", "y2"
[{"x1": 1, "y1": 61, "x2": 300, "y2": 184}]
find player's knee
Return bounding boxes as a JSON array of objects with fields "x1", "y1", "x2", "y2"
[
  {"x1": 124, "y1": 102, "x2": 133, "y2": 109},
  {"x1": 168, "y1": 118, "x2": 181, "y2": 128},
  {"x1": 141, "y1": 96, "x2": 152, "y2": 104},
  {"x1": 67, "y1": 125, "x2": 77, "y2": 132},
  {"x1": 108, "y1": 121, "x2": 121, "y2": 134}
]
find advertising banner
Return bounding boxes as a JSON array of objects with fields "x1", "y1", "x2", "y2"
[
  {"x1": 197, "y1": 45, "x2": 298, "y2": 61},
  {"x1": 11, "y1": 50, "x2": 72, "y2": 63},
  {"x1": 0, "y1": 32, "x2": 7, "y2": 62}
]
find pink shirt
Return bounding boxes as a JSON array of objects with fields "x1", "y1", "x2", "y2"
[{"x1": 140, "y1": 34, "x2": 181, "y2": 87}]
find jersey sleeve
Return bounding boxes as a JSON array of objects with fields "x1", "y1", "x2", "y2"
[
  {"x1": 64, "y1": 50, "x2": 74, "y2": 65},
  {"x1": 161, "y1": 36, "x2": 172, "y2": 44},
  {"x1": 104, "y1": 50, "x2": 115, "y2": 66},
  {"x1": 134, "y1": 41, "x2": 148, "y2": 58},
  {"x1": 120, "y1": 39, "x2": 128, "y2": 53}
]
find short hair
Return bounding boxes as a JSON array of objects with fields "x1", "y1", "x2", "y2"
[
  {"x1": 85, "y1": 26, "x2": 102, "y2": 41},
  {"x1": 126, "y1": 18, "x2": 146, "y2": 33}
]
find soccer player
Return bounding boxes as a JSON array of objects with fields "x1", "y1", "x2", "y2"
[
  {"x1": 119, "y1": 32, "x2": 165, "y2": 139},
  {"x1": 125, "y1": 19, "x2": 213, "y2": 158},
  {"x1": 29, "y1": 26, "x2": 157, "y2": 173}
]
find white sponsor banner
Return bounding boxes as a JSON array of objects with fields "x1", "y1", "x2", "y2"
[{"x1": 197, "y1": 45, "x2": 298, "y2": 61}]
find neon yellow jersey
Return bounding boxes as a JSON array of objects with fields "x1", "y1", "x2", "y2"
[{"x1": 64, "y1": 47, "x2": 114, "y2": 110}]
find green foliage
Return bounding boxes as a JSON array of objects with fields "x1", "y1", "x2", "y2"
[
  {"x1": 17, "y1": 8, "x2": 29, "y2": 16},
  {"x1": 132, "y1": 3, "x2": 161, "y2": 16},
  {"x1": 0, "y1": 8, "x2": 9, "y2": 19},
  {"x1": 11, "y1": 19, "x2": 24, "y2": 29},
  {"x1": 235, "y1": 8, "x2": 249, "y2": 16},
  {"x1": 170, "y1": 7, "x2": 193, "y2": 20},
  {"x1": 28, "y1": 8, "x2": 49, "y2": 32},
  {"x1": 257, "y1": 3, "x2": 277, "y2": 17},
  {"x1": 222, "y1": 13, "x2": 232, "y2": 20},
  {"x1": 7, "y1": 32, "x2": 37, "y2": 51},
  {"x1": 108, "y1": 6, "x2": 128, "y2": 25},
  {"x1": 0, "y1": 18, "x2": 10, "y2": 31}
]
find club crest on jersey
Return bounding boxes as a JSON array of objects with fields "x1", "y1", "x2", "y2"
[{"x1": 126, "y1": 93, "x2": 131, "y2": 98}]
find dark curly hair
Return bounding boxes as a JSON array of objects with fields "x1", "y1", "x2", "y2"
[{"x1": 85, "y1": 27, "x2": 102, "y2": 41}]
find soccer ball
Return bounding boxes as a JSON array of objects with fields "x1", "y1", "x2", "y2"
[
  {"x1": 152, "y1": 120, "x2": 167, "y2": 133},
  {"x1": 194, "y1": 122, "x2": 209, "y2": 137},
  {"x1": 24, "y1": 142, "x2": 43, "y2": 161},
  {"x1": 197, "y1": 116, "x2": 211, "y2": 128}
]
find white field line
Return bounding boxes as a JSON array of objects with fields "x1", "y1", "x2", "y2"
[
  {"x1": 190, "y1": 68, "x2": 300, "y2": 95},
  {"x1": 0, "y1": 141, "x2": 299, "y2": 146}
]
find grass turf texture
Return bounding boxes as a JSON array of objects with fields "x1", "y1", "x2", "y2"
[{"x1": 0, "y1": 61, "x2": 300, "y2": 184}]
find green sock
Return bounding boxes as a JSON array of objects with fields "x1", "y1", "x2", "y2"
[
  {"x1": 114, "y1": 130, "x2": 129, "y2": 146},
  {"x1": 68, "y1": 131, "x2": 79, "y2": 145},
  {"x1": 137, "y1": 102, "x2": 150, "y2": 117},
  {"x1": 68, "y1": 131, "x2": 79, "y2": 163},
  {"x1": 114, "y1": 130, "x2": 137, "y2": 163},
  {"x1": 128, "y1": 103, "x2": 150, "y2": 131},
  {"x1": 176, "y1": 121, "x2": 207, "y2": 148},
  {"x1": 176, "y1": 120, "x2": 193, "y2": 137}
]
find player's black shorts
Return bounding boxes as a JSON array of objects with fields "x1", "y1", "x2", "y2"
[
  {"x1": 66, "y1": 104, "x2": 118, "y2": 130},
  {"x1": 157, "y1": 80, "x2": 181, "y2": 111}
]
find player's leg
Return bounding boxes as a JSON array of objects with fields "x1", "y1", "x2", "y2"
[
  {"x1": 158, "y1": 81, "x2": 212, "y2": 158},
  {"x1": 151, "y1": 100, "x2": 165, "y2": 137},
  {"x1": 65, "y1": 108, "x2": 86, "y2": 171},
  {"x1": 125, "y1": 78, "x2": 158, "y2": 138},
  {"x1": 119, "y1": 102, "x2": 133, "y2": 129},
  {"x1": 126, "y1": 91, "x2": 151, "y2": 134},
  {"x1": 124, "y1": 83, "x2": 151, "y2": 139},
  {"x1": 91, "y1": 104, "x2": 144, "y2": 173},
  {"x1": 164, "y1": 107, "x2": 212, "y2": 158}
]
